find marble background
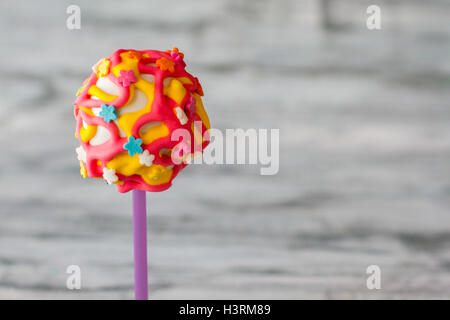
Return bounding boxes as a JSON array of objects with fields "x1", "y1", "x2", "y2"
[{"x1": 0, "y1": 0, "x2": 449, "y2": 299}]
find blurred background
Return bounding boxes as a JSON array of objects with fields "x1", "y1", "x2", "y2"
[{"x1": 0, "y1": 0, "x2": 449, "y2": 299}]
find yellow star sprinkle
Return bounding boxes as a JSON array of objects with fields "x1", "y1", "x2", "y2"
[
  {"x1": 80, "y1": 161, "x2": 87, "y2": 178},
  {"x1": 92, "y1": 58, "x2": 111, "y2": 77}
]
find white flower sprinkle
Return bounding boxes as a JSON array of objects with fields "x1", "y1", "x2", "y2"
[{"x1": 103, "y1": 167, "x2": 118, "y2": 185}]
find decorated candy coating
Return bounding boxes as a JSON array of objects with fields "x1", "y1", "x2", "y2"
[{"x1": 73, "y1": 48, "x2": 210, "y2": 193}]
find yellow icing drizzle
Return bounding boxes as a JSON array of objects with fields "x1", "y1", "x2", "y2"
[
  {"x1": 192, "y1": 122, "x2": 204, "y2": 145},
  {"x1": 177, "y1": 77, "x2": 193, "y2": 85},
  {"x1": 107, "y1": 152, "x2": 173, "y2": 186},
  {"x1": 80, "y1": 122, "x2": 97, "y2": 143},
  {"x1": 78, "y1": 107, "x2": 98, "y2": 143},
  {"x1": 111, "y1": 52, "x2": 156, "y2": 138},
  {"x1": 80, "y1": 106, "x2": 95, "y2": 116},
  {"x1": 139, "y1": 122, "x2": 170, "y2": 145},
  {"x1": 163, "y1": 78, "x2": 186, "y2": 105},
  {"x1": 193, "y1": 93, "x2": 210, "y2": 129},
  {"x1": 88, "y1": 85, "x2": 117, "y2": 102},
  {"x1": 117, "y1": 85, "x2": 154, "y2": 138}
]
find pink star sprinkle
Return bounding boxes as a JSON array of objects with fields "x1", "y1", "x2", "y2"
[
  {"x1": 117, "y1": 70, "x2": 137, "y2": 87},
  {"x1": 172, "y1": 54, "x2": 186, "y2": 67},
  {"x1": 166, "y1": 47, "x2": 186, "y2": 67}
]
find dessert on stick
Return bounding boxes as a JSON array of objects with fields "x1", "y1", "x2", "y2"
[
  {"x1": 73, "y1": 48, "x2": 210, "y2": 299},
  {"x1": 74, "y1": 48, "x2": 210, "y2": 192}
]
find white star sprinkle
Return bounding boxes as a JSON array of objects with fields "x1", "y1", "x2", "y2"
[
  {"x1": 138, "y1": 150, "x2": 155, "y2": 167},
  {"x1": 76, "y1": 146, "x2": 87, "y2": 162},
  {"x1": 103, "y1": 167, "x2": 118, "y2": 185},
  {"x1": 174, "y1": 107, "x2": 188, "y2": 125}
]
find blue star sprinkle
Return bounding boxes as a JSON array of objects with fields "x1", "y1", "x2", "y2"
[
  {"x1": 123, "y1": 136, "x2": 143, "y2": 156},
  {"x1": 99, "y1": 104, "x2": 117, "y2": 123}
]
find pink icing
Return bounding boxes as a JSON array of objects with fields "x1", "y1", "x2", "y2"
[{"x1": 74, "y1": 49, "x2": 208, "y2": 193}]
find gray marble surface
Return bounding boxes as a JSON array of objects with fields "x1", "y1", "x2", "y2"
[{"x1": 0, "y1": 0, "x2": 449, "y2": 299}]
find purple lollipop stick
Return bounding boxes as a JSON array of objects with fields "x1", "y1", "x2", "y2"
[{"x1": 132, "y1": 189, "x2": 148, "y2": 300}]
